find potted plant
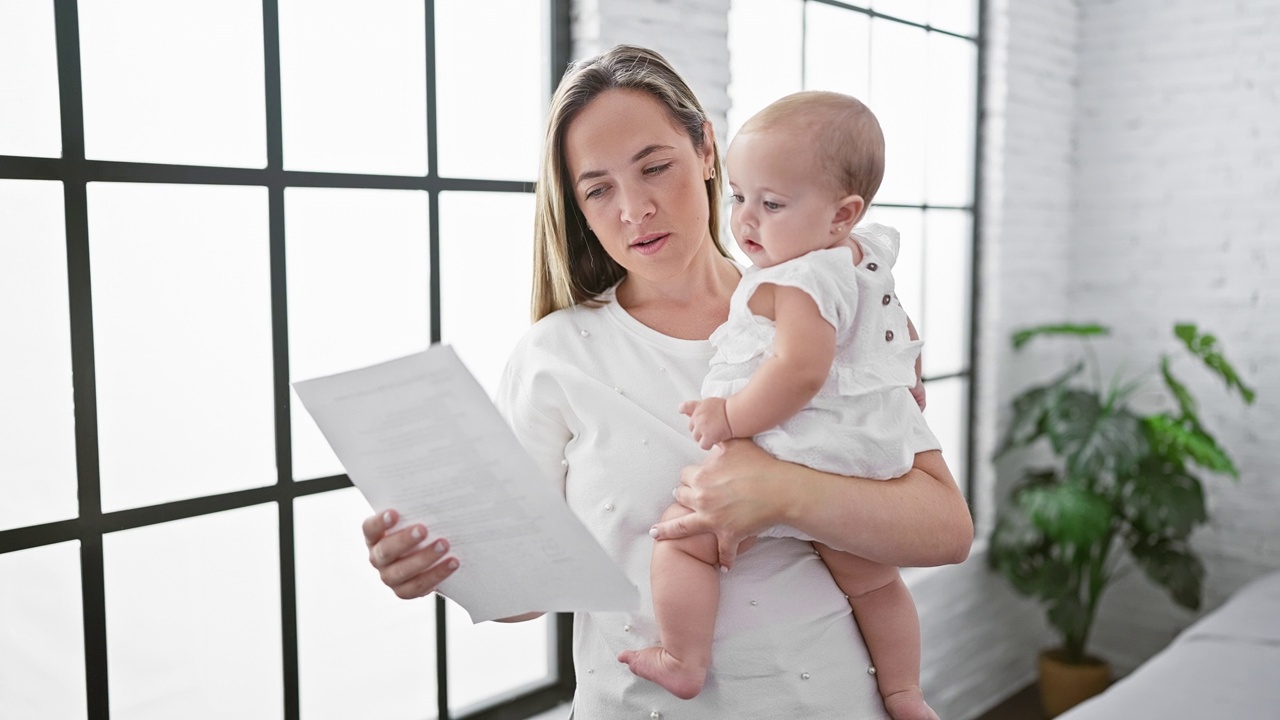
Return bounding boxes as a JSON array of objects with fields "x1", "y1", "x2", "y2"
[{"x1": 988, "y1": 322, "x2": 1256, "y2": 718}]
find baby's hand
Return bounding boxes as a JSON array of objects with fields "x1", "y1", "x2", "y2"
[{"x1": 678, "y1": 397, "x2": 733, "y2": 450}]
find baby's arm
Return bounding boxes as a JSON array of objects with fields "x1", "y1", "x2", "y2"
[
  {"x1": 728, "y1": 284, "x2": 836, "y2": 435},
  {"x1": 683, "y1": 284, "x2": 836, "y2": 449}
]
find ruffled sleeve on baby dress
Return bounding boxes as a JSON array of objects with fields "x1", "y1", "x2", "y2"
[
  {"x1": 708, "y1": 249, "x2": 859, "y2": 369},
  {"x1": 853, "y1": 222, "x2": 902, "y2": 267},
  {"x1": 749, "y1": 247, "x2": 860, "y2": 334}
]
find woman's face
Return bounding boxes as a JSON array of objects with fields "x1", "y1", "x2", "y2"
[{"x1": 563, "y1": 88, "x2": 716, "y2": 286}]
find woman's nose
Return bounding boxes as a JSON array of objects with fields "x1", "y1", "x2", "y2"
[{"x1": 619, "y1": 185, "x2": 655, "y2": 225}]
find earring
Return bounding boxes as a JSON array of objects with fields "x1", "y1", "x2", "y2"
[{"x1": 709, "y1": 167, "x2": 716, "y2": 180}]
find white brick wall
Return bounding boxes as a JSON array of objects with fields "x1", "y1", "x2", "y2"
[
  {"x1": 1067, "y1": 0, "x2": 1280, "y2": 673},
  {"x1": 571, "y1": 0, "x2": 732, "y2": 141},
  {"x1": 566, "y1": 0, "x2": 1280, "y2": 716}
]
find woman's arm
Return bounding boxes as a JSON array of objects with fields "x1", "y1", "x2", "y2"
[{"x1": 652, "y1": 441, "x2": 972, "y2": 569}]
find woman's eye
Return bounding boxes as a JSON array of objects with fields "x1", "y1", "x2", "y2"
[
  {"x1": 644, "y1": 162, "x2": 673, "y2": 176},
  {"x1": 584, "y1": 186, "x2": 606, "y2": 200}
]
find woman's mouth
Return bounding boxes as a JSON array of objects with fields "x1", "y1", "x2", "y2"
[{"x1": 631, "y1": 233, "x2": 669, "y2": 255}]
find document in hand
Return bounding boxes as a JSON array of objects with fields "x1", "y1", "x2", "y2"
[{"x1": 292, "y1": 344, "x2": 639, "y2": 622}]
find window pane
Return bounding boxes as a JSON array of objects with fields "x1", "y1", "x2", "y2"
[
  {"x1": 0, "y1": 541, "x2": 86, "y2": 719},
  {"x1": 88, "y1": 183, "x2": 275, "y2": 512},
  {"x1": 296, "y1": 488, "x2": 437, "y2": 720},
  {"x1": 872, "y1": 0, "x2": 928, "y2": 25},
  {"x1": 728, "y1": 0, "x2": 803, "y2": 137},
  {"x1": 0, "y1": 180, "x2": 77, "y2": 530},
  {"x1": 922, "y1": 210, "x2": 972, "y2": 378},
  {"x1": 0, "y1": 0, "x2": 61, "y2": 157},
  {"x1": 279, "y1": 0, "x2": 427, "y2": 176},
  {"x1": 926, "y1": 33, "x2": 977, "y2": 207},
  {"x1": 447, "y1": 599, "x2": 550, "y2": 714},
  {"x1": 103, "y1": 505, "x2": 282, "y2": 719},
  {"x1": 922, "y1": 376, "x2": 968, "y2": 495},
  {"x1": 803, "y1": 3, "x2": 870, "y2": 99},
  {"x1": 861, "y1": 207, "x2": 923, "y2": 324},
  {"x1": 78, "y1": 0, "x2": 266, "y2": 167},
  {"x1": 869, "y1": 19, "x2": 927, "y2": 205},
  {"x1": 929, "y1": 0, "x2": 977, "y2": 36},
  {"x1": 435, "y1": 0, "x2": 543, "y2": 181},
  {"x1": 439, "y1": 191, "x2": 534, "y2": 398},
  {"x1": 286, "y1": 188, "x2": 430, "y2": 480}
]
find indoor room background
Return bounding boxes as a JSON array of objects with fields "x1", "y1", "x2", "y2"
[{"x1": 1, "y1": 0, "x2": 1276, "y2": 719}]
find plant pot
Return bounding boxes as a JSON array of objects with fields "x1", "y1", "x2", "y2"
[{"x1": 1037, "y1": 648, "x2": 1111, "y2": 718}]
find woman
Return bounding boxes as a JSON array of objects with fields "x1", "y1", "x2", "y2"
[{"x1": 362, "y1": 45, "x2": 972, "y2": 718}]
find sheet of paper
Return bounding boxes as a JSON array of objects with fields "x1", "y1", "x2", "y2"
[{"x1": 293, "y1": 344, "x2": 638, "y2": 622}]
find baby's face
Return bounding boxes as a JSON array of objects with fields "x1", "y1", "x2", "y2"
[{"x1": 726, "y1": 129, "x2": 845, "y2": 268}]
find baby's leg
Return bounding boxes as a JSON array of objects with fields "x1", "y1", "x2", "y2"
[
  {"x1": 815, "y1": 543, "x2": 938, "y2": 720},
  {"x1": 618, "y1": 503, "x2": 723, "y2": 699}
]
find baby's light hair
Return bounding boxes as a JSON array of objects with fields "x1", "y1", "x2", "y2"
[{"x1": 741, "y1": 90, "x2": 885, "y2": 203}]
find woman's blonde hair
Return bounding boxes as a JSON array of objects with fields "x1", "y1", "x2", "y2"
[{"x1": 531, "y1": 44, "x2": 728, "y2": 322}]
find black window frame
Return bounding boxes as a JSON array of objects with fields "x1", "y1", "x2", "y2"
[
  {"x1": 797, "y1": 0, "x2": 986, "y2": 506},
  {"x1": 0, "y1": 1, "x2": 574, "y2": 718}
]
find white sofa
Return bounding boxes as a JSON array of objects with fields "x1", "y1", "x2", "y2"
[{"x1": 1059, "y1": 569, "x2": 1280, "y2": 719}]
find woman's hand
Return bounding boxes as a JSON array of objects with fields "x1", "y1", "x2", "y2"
[
  {"x1": 362, "y1": 509, "x2": 459, "y2": 599},
  {"x1": 651, "y1": 439, "x2": 789, "y2": 570}
]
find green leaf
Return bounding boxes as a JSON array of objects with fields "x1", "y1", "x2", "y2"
[
  {"x1": 1144, "y1": 414, "x2": 1239, "y2": 478},
  {"x1": 1174, "y1": 324, "x2": 1257, "y2": 404},
  {"x1": 1013, "y1": 323, "x2": 1110, "y2": 350},
  {"x1": 1122, "y1": 458, "x2": 1208, "y2": 540},
  {"x1": 990, "y1": 523, "x2": 1072, "y2": 600},
  {"x1": 1045, "y1": 391, "x2": 1149, "y2": 482},
  {"x1": 1161, "y1": 358, "x2": 1198, "y2": 422},
  {"x1": 1011, "y1": 468, "x2": 1061, "y2": 493},
  {"x1": 1018, "y1": 482, "x2": 1114, "y2": 546},
  {"x1": 989, "y1": 494, "x2": 1076, "y2": 602},
  {"x1": 998, "y1": 363, "x2": 1084, "y2": 454},
  {"x1": 1129, "y1": 538, "x2": 1204, "y2": 610}
]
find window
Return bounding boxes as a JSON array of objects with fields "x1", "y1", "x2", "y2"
[
  {"x1": 728, "y1": 0, "x2": 981, "y2": 497},
  {"x1": 0, "y1": 1, "x2": 572, "y2": 718}
]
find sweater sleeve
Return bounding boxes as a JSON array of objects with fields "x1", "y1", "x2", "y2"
[{"x1": 495, "y1": 346, "x2": 573, "y2": 497}]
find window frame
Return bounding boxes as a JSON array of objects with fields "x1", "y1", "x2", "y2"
[
  {"x1": 730, "y1": 0, "x2": 985, "y2": 503},
  {"x1": 0, "y1": 1, "x2": 574, "y2": 718}
]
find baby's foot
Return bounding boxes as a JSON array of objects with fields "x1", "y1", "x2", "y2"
[
  {"x1": 883, "y1": 687, "x2": 940, "y2": 720},
  {"x1": 617, "y1": 646, "x2": 707, "y2": 700}
]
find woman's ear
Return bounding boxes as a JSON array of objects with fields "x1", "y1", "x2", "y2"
[
  {"x1": 701, "y1": 120, "x2": 718, "y2": 179},
  {"x1": 831, "y1": 194, "x2": 866, "y2": 234}
]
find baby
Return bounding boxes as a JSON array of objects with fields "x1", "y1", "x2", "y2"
[{"x1": 619, "y1": 91, "x2": 941, "y2": 720}]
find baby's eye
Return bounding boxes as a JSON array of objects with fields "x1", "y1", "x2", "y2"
[
  {"x1": 763, "y1": 201, "x2": 782, "y2": 211},
  {"x1": 731, "y1": 194, "x2": 744, "y2": 204}
]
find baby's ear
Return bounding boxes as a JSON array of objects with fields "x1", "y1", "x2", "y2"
[{"x1": 833, "y1": 194, "x2": 866, "y2": 228}]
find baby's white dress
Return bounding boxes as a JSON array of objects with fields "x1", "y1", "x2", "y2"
[{"x1": 702, "y1": 223, "x2": 940, "y2": 484}]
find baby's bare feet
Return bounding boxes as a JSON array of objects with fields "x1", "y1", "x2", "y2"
[
  {"x1": 617, "y1": 647, "x2": 707, "y2": 700},
  {"x1": 883, "y1": 687, "x2": 940, "y2": 720}
]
